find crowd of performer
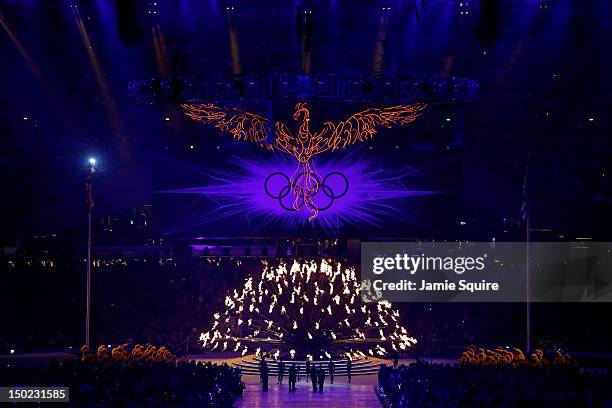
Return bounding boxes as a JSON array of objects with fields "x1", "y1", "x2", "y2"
[
  {"x1": 377, "y1": 348, "x2": 612, "y2": 408},
  {"x1": 458, "y1": 345, "x2": 578, "y2": 368},
  {"x1": 258, "y1": 357, "x2": 348, "y2": 392},
  {"x1": 1, "y1": 343, "x2": 245, "y2": 407}
]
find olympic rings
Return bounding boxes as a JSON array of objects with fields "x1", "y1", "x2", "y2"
[
  {"x1": 322, "y1": 172, "x2": 349, "y2": 198},
  {"x1": 264, "y1": 171, "x2": 349, "y2": 212}
]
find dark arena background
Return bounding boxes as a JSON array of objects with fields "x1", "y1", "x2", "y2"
[{"x1": 1, "y1": 0, "x2": 612, "y2": 407}]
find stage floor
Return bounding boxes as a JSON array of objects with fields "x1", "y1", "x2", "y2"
[
  {"x1": 185, "y1": 354, "x2": 454, "y2": 408},
  {"x1": 235, "y1": 374, "x2": 380, "y2": 408},
  {"x1": 186, "y1": 353, "x2": 382, "y2": 407}
]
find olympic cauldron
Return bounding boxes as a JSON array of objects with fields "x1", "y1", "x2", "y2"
[{"x1": 199, "y1": 259, "x2": 417, "y2": 357}]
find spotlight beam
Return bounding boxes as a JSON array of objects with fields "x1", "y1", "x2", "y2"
[{"x1": 73, "y1": 7, "x2": 130, "y2": 159}]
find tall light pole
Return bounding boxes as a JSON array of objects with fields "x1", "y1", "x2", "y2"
[{"x1": 85, "y1": 157, "x2": 96, "y2": 349}]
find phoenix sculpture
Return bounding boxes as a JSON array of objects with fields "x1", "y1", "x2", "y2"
[{"x1": 181, "y1": 101, "x2": 426, "y2": 220}]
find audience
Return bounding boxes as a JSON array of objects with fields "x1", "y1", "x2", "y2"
[
  {"x1": 1, "y1": 257, "x2": 255, "y2": 354},
  {"x1": 2, "y1": 255, "x2": 612, "y2": 358}
]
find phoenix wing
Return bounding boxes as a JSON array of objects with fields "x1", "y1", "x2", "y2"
[
  {"x1": 181, "y1": 103, "x2": 272, "y2": 143},
  {"x1": 181, "y1": 102, "x2": 299, "y2": 153},
  {"x1": 322, "y1": 102, "x2": 427, "y2": 151}
]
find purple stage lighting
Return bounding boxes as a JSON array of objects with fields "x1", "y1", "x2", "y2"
[{"x1": 159, "y1": 150, "x2": 438, "y2": 233}]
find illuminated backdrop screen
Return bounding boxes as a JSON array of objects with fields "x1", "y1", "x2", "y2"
[{"x1": 154, "y1": 141, "x2": 460, "y2": 238}]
